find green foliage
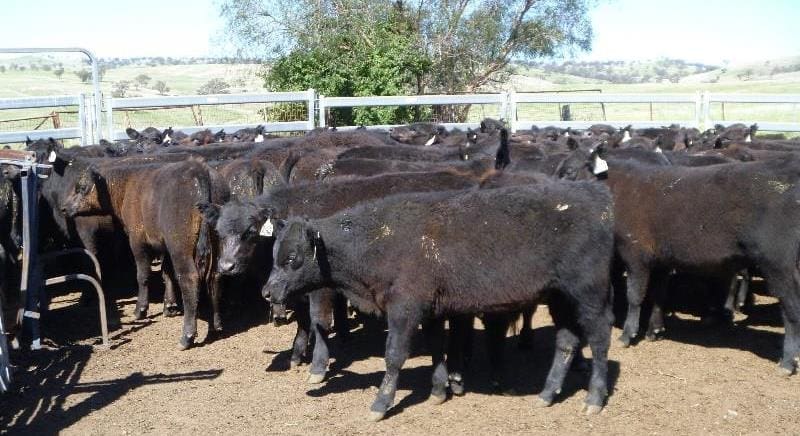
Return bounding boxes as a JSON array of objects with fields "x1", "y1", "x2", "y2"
[
  {"x1": 197, "y1": 78, "x2": 231, "y2": 95},
  {"x1": 112, "y1": 80, "x2": 131, "y2": 98},
  {"x1": 135, "y1": 74, "x2": 151, "y2": 88},
  {"x1": 53, "y1": 67, "x2": 64, "y2": 79},
  {"x1": 263, "y1": 3, "x2": 430, "y2": 125},
  {"x1": 154, "y1": 80, "x2": 170, "y2": 95},
  {"x1": 75, "y1": 69, "x2": 91, "y2": 83}
]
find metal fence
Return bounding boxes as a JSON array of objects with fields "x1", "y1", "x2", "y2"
[
  {"x1": 105, "y1": 90, "x2": 315, "y2": 140},
  {"x1": 3, "y1": 90, "x2": 800, "y2": 145},
  {"x1": 0, "y1": 95, "x2": 90, "y2": 145}
]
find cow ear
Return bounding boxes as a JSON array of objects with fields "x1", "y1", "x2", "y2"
[
  {"x1": 126, "y1": 128, "x2": 140, "y2": 140},
  {"x1": 25, "y1": 136, "x2": 33, "y2": 146},
  {"x1": 566, "y1": 136, "x2": 579, "y2": 151},
  {"x1": 196, "y1": 202, "x2": 221, "y2": 227}
]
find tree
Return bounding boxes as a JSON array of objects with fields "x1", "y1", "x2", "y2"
[
  {"x1": 220, "y1": 0, "x2": 593, "y2": 100},
  {"x1": 154, "y1": 80, "x2": 170, "y2": 95},
  {"x1": 53, "y1": 67, "x2": 65, "y2": 80},
  {"x1": 134, "y1": 73, "x2": 151, "y2": 88},
  {"x1": 112, "y1": 80, "x2": 131, "y2": 98},
  {"x1": 75, "y1": 69, "x2": 92, "y2": 83},
  {"x1": 197, "y1": 78, "x2": 231, "y2": 95},
  {"x1": 0, "y1": 66, "x2": 5, "y2": 73}
]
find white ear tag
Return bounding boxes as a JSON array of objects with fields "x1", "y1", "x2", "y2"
[
  {"x1": 312, "y1": 232, "x2": 320, "y2": 260},
  {"x1": 255, "y1": 134, "x2": 264, "y2": 143},
  {"x1": 593, "y1": 155, "x2": 609, "y2": 175},
  {"x1": 259, "y1": 219, "x2": 274, "y2": 237},
  {"x1": 48, "y1": 151, "x2": 57, "y2": 163},
  {"x1": 621, "y1": 130, "x2": 631, "y2": 143},
  {"x1": 424, "y1": 135, "x2": 436, "y2": 146},
  {"x1": 744, "y1": 134, "x2": 752, "y2": 143},
  {"x1": 655, "y1": 146, "x2": 663, "y2": 154},
  {"x1": 163, "y1": 134, "x2": 172, "y2": 144}
]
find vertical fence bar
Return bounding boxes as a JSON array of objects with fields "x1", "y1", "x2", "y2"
[
  {"x1": 18, "y1": 165, "x2": 43, "y2": 350},
  {"x1": 508, "y1": 91, "x2": 518, "y2": 132},
  {"x1": 105, "y1": 97, "x2": 114, "y2": 140},
  {"x1": 78, "y1": 93, "x2": 87, "y2": 146},
  {"x1": 499, "y1": 92, "x2": 508, "y2": 123},
  {"x1": 694, "y1": 91, "x2": 702, "y2": 129},
  {"x1": 306, "y1": 89, "x2": 316, "y2": 130},
  {"x1": 318, "y1": 95, "x2": 326, "y2": 128}
]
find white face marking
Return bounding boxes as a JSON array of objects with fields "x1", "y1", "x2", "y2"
[
  {"x1": 162, "y1": 134, "x2": 172, "y2": 144},
  {"x1": 744, "y1": 134, "x2": 752, "y2": 143},
  {"x1": 424, "y1": 135, "x2": 437, "y2": 146},
  {"x1": 621, "y1": 130, "x2": 631, "y2": 143},
  {"x1": 655, "y1": 146, "x2": 663, "y2": 154},
  {"x1": 593, "y1": 155, "x2": 609, "y2": 175},
  {"x1": 259, "y1": 219, "x2": 274, "y2": 237},
  {"x1": 48, "y1": 150, "x2": 57, "y2": 163},
  {"x1": 555, "y1": 203, "x2": 570, "y2": 211},
  {"x1": 255, "y1": 133, "x2": 264, "y2": 143},
  {"x1": 463, "y1": 154, "x2": 469, "y2": 160}
]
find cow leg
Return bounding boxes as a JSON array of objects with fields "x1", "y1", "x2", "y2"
[
  {"x1": 209, "y1": 272, "x2": 223, "y2": 332},
  {"x1": 646, "y1": 270, "x2": 669, "y2": 341},
  {"x1": 538, "y1": 291, "x2": 580, "y2": 408},
  {"x1": 171, "y1": 258, "x2": 199, "y2": 350},
  {"x1": 579, "y1": 297, "x2": 612, "y2": 414},
  {"x1": 765, "y1": 269, "x2": 800, "y2": 375},
  {"x1": 161, "y1": 258, "x2": 181, "y2": 317},
  {"x1": 518, "y1": 306, "x2": 536, "y2": 350},
  {"x1": 308, "y1": 290, "x2": 334, "y2": 384},
  {"x1": 483, "y1": 312, "x2": 508, "y2": 391},
  {"x1": 424, "y1": 317, "x2": 448, "y2": 405},
  {"x1": 620, "y1": 266, "x2": 649, "y2": 347},
  {"x1": 446, "y1": 314, "x2": 472, "y2": 396},
  {"x1": 368, "y1": 302, "x2": 421, "y2": 422},
  {"x1": 131, "y1": 247, "x2": 152, "y2": 320},
  {"x1": 290, "y1": 299, "x2": 311, "y2": 368},
  {"x1": 333, "y1": 292, "x2": 350, "y2": 343}
]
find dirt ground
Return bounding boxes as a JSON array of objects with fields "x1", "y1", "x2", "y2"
[{"x1": 2, "y1": 289, "x2": 800, "y2": 435}]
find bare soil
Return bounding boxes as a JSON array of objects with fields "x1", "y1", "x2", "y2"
[{"x1": 2, "y1": 291, "x2": 800, "y2": 435}]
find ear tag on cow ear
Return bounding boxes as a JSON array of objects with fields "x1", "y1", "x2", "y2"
[
  {"x1": 593, "y1": 155, "x2": 609, "y2": 175},
  {"x1": 424, "y1": 135, "x2": 437, "y2": 146},
  {"x1": 259, "y1": 219, "x2": 274, "y2": 237},
  {"x1": 655, "y1": 146, "x2": 663, "y2": 154},
  {"x1": 744, "y1": 134, "x2": 752, "y2": 143},
  {"x1": 255, "y1": 134, "x2": 264, "y2": 143},
  {"x1": 48, "y1": 151, "x2": 57, "y2": 163},
  {"x1": 312, "y1": 232, "x2": 320, "y2": 260}
]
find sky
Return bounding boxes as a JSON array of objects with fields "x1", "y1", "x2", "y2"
[{"x1": 0, "y1": 0, "x2": 798, "y2": 64}]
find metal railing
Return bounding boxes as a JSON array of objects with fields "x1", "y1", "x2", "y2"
[
  {"x1": 509, "y1": 92, "x2": 703, "y2": 132},
  {"x1": 0, "y1": 94, "x2": 89, "y2": 145},
  {"x1": 703, "y1": 93, "x2": 800, "y2": 132},
  {"x1": 105, "y1": 89, "x2": 316, "y2": 140},
  {"x1": 318, "y1": 93, "x2": 508, "y2": 130}
]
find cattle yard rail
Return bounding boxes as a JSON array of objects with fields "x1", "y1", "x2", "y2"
[
  {"x1": 0, "y1": 95, "x2": 90, "y2": 146},
  {"x1": 105, "y1": 90, "x2": 316, "y2": 140},
  {"x1": 703, "y1": 93, "x2": 800, "y2": 133}
]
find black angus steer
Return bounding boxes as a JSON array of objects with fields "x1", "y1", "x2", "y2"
[
  {"x1": 558, "y1": 148, "x2": 800, "y2": 376},
  {"x1": 264, "y1": 183, "x2": 615, "y2": 421},
  {"x1": 62, "y1": 158, "x2": 227, "y2": 349}
]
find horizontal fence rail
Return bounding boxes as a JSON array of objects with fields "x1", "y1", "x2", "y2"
[
  {"x1": 3, "y1": 90, "x2": 800, "y2": 146},
  {"x1": 0, "y1": 94, "x2": 89, "y2": 145},
  {"x1": 319, "y1": 93, "x2": 508, "y2": 130},
  {"x1": 510, "y1": 92, "x2": 702, "y2": 133},
  {"x1": 105, "y1": 89, "x2": 315, "y2": 140}
]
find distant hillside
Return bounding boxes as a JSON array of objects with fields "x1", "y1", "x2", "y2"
[
  {"x1": 682, "y1": 56, "x2": 800, "y2": 84},
  {"x1": 516, "y1": 58, "x2": 718, "y2": 85}
]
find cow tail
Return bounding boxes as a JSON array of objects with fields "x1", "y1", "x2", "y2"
[
  {"x1": 495, "y1": 128, "x2": 510, "y2": 170},
  {"x1": 195, "y1": 168, "x2": 214, "y2": 287}
]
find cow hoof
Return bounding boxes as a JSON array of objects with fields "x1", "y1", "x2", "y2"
[
  {"x1": 582, "y1": 404, "x2": 603, "y2": 415},
  {"x1": 307, "y1": 373, "x2": 325, "y2": 384},
  {"x1": 645, "y1": 333, "x2": 661, "y2": 342},
  {"x1": 290, "y1": 360, "x2": 301, "y2": 370},
  {"x1": 178, "y1": 336, "x2": 194, "y2": 351},
  {"x1": 535, "y1": 396, "x2": 552, "y2": 408},
  {"x1": 164, "y1": 305, "x2": 181, "y2": 318},
  {"x1": 449, "y1": 380, "x2": 465, "y2": 396},
  {"x1": 618, "y1": 334, "x2": 631, "y2": 348},
  {"x1": 778, "y1": 366, "x2": 794, "y2": 377},
  {"x1": 135, "y1": 309, "x2": 148, "y2": 321},
  {"x1": 367, "y1": 411, "x2": 386, "y2": 422},
  {"x1": 427, "y1": 393, "x2": 447, "y2": 406}
]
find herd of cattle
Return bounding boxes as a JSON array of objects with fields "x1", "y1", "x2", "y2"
[{"x1": 2, "y1": 119, "x2": 800, "y2": 421}]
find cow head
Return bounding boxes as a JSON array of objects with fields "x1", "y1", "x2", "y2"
[
  {"x1": 25, "y1": 137, "x2": 62, "y2": 164},
  {"x1": 61, "y1": 162, "x2": 107, "y2": 217},
  {"x1": 264, "y1": 218, "x2": 328, "y2": 305},
  {"x1": 554, "y1": 141, "x2": 609, "y2": 181},
  {"x1": 201, "y1": 199, "x2": 279, "y2": 275}
]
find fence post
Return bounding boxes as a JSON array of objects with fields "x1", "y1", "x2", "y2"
[
  {"x1": 702, "y1": 91, "x2": 711, "y2": 130},
  {"x1": 306, "y1": 89, "x2": 316, "y2": 131},
  {"x1": 318, "y1": 95, "x2": 326, "y2": 128},
  {"x1": 499, "y1": 92, "x2": 508, "y2": 124},
  {"x1": 78, "y1": 93, "x2": 87, "y2": 146},
  {"x1": 105, "y1": 96, "x2": 114, "y2": 140},
  {"x1": 694, "y1": 91, "x2": 702, "y2": 129},
  {"x1": 508, "y1": 91, "x2": 517, "y2": 133}
]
